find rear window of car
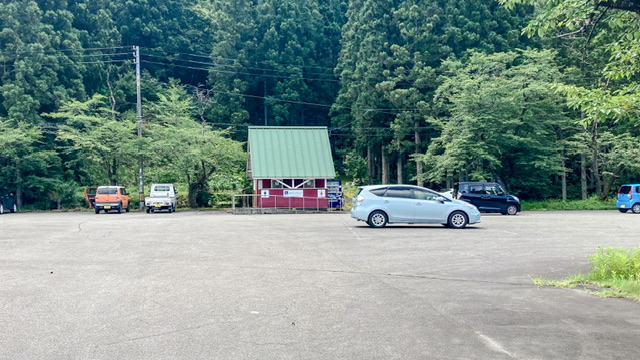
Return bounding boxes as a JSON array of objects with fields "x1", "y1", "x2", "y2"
[
  {"x1": 620, "y1": 186, "x2": 631, "y2": 194},
  {"x1": 369, "y1": 188, "x2": 387, "y2": 196},
  {"x1": 97, "y1": 188, "x2": 117, "y2": 195},
  {"x1": 154, "y1": 185, "x2": 171, "y2": 191},
  {"x1": 385, "y1": 187, "x2": 413, "y2": 199}
]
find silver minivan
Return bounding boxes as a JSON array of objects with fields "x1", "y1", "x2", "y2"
[{"x1": 351, "y1": 185, "x2": 481, "y2": 228}]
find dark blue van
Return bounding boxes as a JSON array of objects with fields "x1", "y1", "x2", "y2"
[
  {"x1": 616, "y1": 184, "x2": 640, "y2": 213},
  {"x1": 453, "y1": 182, "x2": 521, "y2": 215},
  {"x1": 0, "y1": 188, "x2": 17, "y2": 214}
]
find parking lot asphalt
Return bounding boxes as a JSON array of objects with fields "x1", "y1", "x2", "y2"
[{"x1": 1, "y1": 210, "x2": 639, "y2": 359}]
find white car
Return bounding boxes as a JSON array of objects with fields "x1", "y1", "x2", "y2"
[
  {"x1": 351, "y1": 185, "x2": 481, "y2": 228},
  {"x1": 145, "y1": 184, "x2": 178, "y2": 213}
]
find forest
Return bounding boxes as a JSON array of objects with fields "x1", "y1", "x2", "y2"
[{"x1": 1, "y1": 0, "x2": 640, "y2": 209}]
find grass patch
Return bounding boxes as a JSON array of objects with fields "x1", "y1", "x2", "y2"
[
  {"x1": 522, "y1": 196, "x2": 614, "y2": 211},
  {"x1": 533, "y1": 246, "x2": 640, "y2": 301}
]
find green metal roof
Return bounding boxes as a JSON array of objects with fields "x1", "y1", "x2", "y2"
[{"x1": 248, "y1": 126, "x2": 336, "y2": 179}]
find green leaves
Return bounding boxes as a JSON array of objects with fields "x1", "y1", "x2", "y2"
[
  {"x1": 145, "y1": 84, "x2": 245, "y2": 207},
  {"x1": 424, "y1": 50, "x2": 572, "y2": 192},
  {"x1": 46, "y1": 94, "x2": 138, "y2": 185}
]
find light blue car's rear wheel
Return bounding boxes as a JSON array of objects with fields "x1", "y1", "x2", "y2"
[
  {"x1": 632, "y1": 204, "x2": 640, "y2": 214},
  {"x1": 367, "y1": 210, "x2": 388, "y2": 228},
  {"x1": 448, "y1": 211, "x2": 468, "y2": 229}
]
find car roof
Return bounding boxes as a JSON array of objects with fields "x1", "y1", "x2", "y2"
[
  {"x1": 455, "y1": 182, "x2": 498, "y2": 185},
  {"x1": 359, "y1": 184, "x2": 435, "y2": 191}
]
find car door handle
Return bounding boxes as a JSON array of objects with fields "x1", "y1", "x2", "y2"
[
  {"x1": 384, "y1": 200, "x2": 390, "y2": 204},
  {"x1": 416, "y1": 202, "x2": 422, "y2": 206}
]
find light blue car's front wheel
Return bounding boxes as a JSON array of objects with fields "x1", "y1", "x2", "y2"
[
  {"x1": 368, "y1": 210, "x2": 388, "y2": 228},
  {"x1": 448, "y1": 211, "x2": 468, "y2": 229}
]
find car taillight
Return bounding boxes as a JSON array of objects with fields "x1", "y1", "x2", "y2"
[{"x1": 630, "y1": 189, "x2": 633, "y2": 201}]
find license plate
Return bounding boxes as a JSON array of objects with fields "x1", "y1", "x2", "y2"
[
  {"x1": 154, "y1": 204, "x2": 162, "y2": 208},
  {"x1": 104, "y1": 206, "x2": 111, "y2": 209},
  {"x1": 621, "y1": 205, "x2": 626, "y2": 208}
]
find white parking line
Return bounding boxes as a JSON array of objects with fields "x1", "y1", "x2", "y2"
[{"x1": 476, "y1": 331, "x2": 517, "y2": 358}]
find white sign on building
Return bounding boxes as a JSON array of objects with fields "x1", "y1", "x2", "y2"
[{"x1": 283, "y1": 190, "x2": 304, "y2": 197}]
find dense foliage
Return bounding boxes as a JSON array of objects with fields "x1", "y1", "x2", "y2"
[{"x1": 1, "y1": 0, "x2": 640, "y2": 208}]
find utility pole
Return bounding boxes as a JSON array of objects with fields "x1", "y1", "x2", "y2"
[{"x1": 134, "y1": 46, "x2": 144, "y2": 210}]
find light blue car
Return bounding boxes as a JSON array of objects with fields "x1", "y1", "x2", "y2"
[
  {"x1": 616, "y1": 184, "x2": 640, "y2": 213},
  {"x1": 351, "y1": 185, "x2": 481, "y2": 228}
]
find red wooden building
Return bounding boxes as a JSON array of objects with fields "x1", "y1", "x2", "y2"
[{"x1": 247, "y1": 126, "x2": 336, "y2": 209}]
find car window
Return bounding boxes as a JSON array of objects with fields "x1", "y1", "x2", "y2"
[
  {"x1": 154, "y1": 185, "x2": 171, "y2": 192},
  {"x1": 121, "y1": 188, "x2": 128, "y2": 195},
  {"x1": 97, "y1": 188, "x2": 117, "y2": 195},
  {"x1": 469, "y1": 184, "x2": 484, "y2": 194},
  {"x1": 485, "y1": 184, "x2": 504, "y2": 195},
  {"x1": 385, "y1": 187, "x2": 413, "y2": 199},
  {"x1": 636, "y1": 186, "x2": 640, "y2": 194},
  {"x1": 413, "y1": 188, "x2": 439, "y2": 201},
  {"x1": 619, "y1": 186, "x2": 631, "y2": 194},
  {"x1": 369, "y1": 188, "x2": 387, "y2": 197}
]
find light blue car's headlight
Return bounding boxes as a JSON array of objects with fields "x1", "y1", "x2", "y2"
[{"x1": 462, "y1": 201, "x2": 478, "y2": 210}]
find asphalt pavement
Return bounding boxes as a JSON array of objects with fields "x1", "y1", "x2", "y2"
[{"x1": 1, "y1": 210, "x2": 639, "y2": 359}]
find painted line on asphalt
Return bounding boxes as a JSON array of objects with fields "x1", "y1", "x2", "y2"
[{"x1": 476, "y1": 331, "x2": 517, "y2": 358}]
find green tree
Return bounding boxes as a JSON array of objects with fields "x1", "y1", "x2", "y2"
[
  {"x1": 333, "y1": 0, "x2": 533, "y2": 185},
  {"x1": 499, "y1": 0, "x2": 640, "y2": 198},
  {"x1": 145, "y1": 85, "x2": 245, "y2": 207},
  {"x1": 46, "y1": 94, "x2": 137, "y2": 186},
  {"x1": 0, "y1": 0, "x2": 85, "y2": 123},
  {"x1": 420, "y1": 50, "x2": 575, "y2": 198}
]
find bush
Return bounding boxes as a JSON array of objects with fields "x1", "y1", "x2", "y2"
[
  {"x1": 588, "y1": 246, "x2": 640, "y2": 281},
  {"x1": 522, "y1": 196, "x2": 614, "y2": 211}
]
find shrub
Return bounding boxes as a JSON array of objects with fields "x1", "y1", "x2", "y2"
[{"x1": 587, "y1": 246, "x2": 640, "y2": 281}]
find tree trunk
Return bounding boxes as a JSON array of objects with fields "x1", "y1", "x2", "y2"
[
  {"x1": 397, "y1": 156, "x2": 403, "y2": 184},
  {"x1": 15, "y1": 160, "x2": 22, "y2": 209},
  {"x1": 601, "y1": 164, "x2": 625, "y2": 201},
  {"x1": 263, "y1": 81, "x2": 268, "y2": 126},
  {"x1": 381, "y1": 145, "x2": 389, "y2": 184},
  {"x1": 188, "y1": 182, "x2": 200, "y2": 208},
  {"x1": 367, "y1": 145, "x2": 374, "y2": 184},
  {"x1": 415, "y1": 121, "x2": 423, "y2": 187},
  {"x1": 561, "y1": 153, "x2": 567, "y2": 201},
  {"x1": 591, "y1": 121, "x2": 602, "y2": 196},
  {"x1": 581, "y1": 152, "x2": 588, "y2": 200}
]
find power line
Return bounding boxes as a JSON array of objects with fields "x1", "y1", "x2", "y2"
[
  {"x1": 41, "y1": 59, "x2": 130, "y2": 66},
  {"x1": 140, "y1": 46, "x2": 338, "y2": 72},
  {"x1": 141, "y1": 59, "x2": 341, "y2": 83},
  {"x1": 142, "y1": 52, "x2": 338, "y2": 80}
]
